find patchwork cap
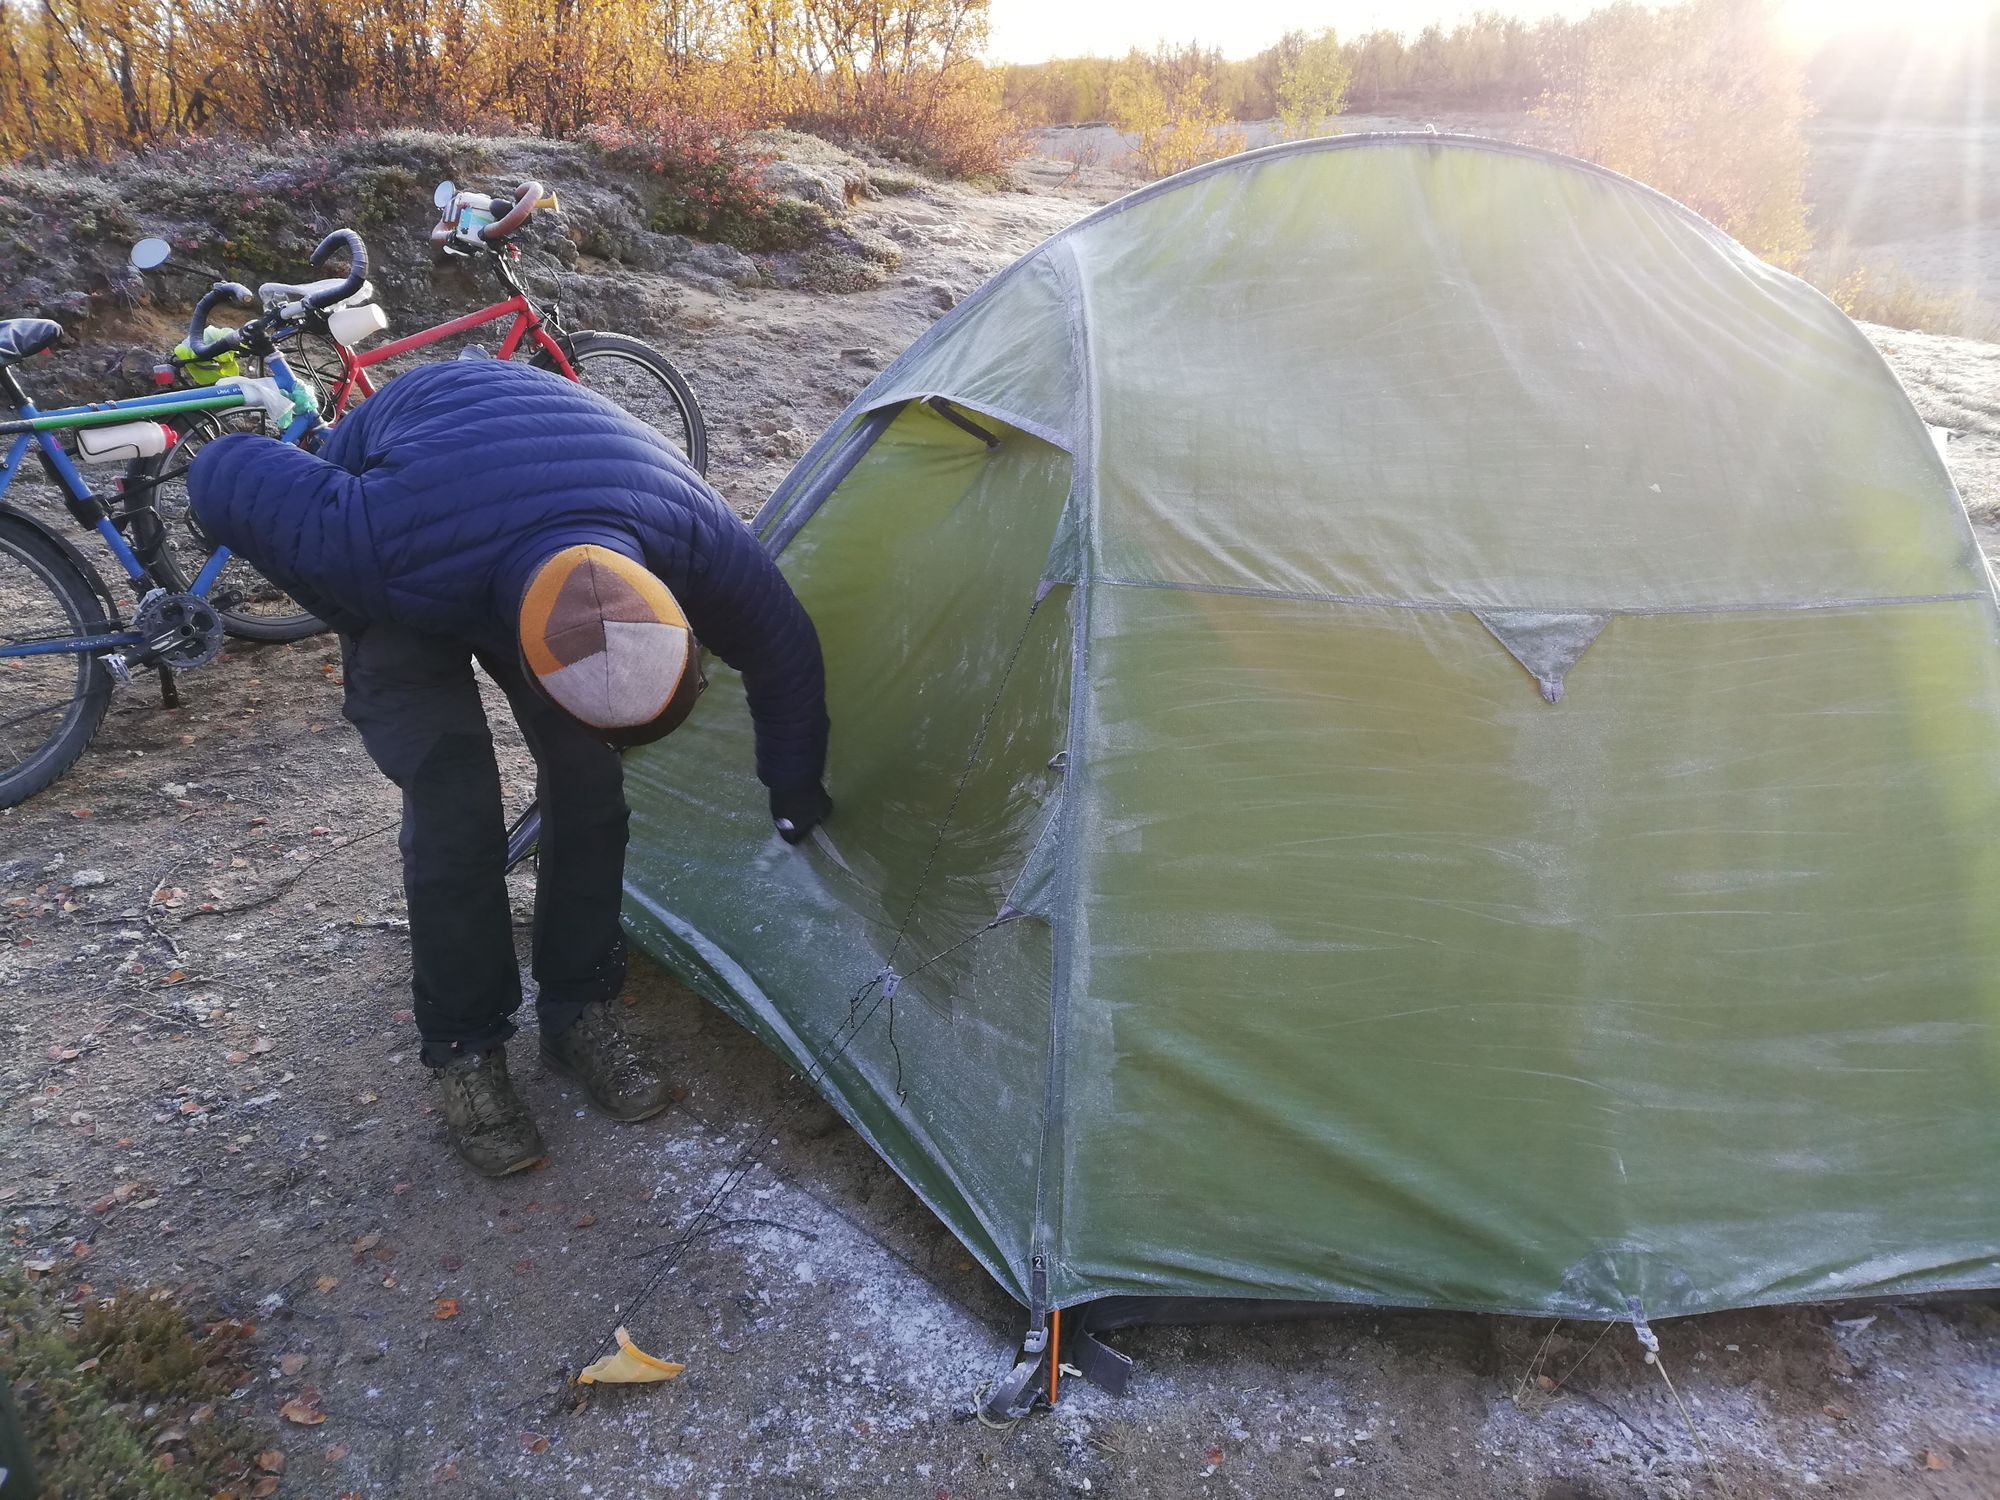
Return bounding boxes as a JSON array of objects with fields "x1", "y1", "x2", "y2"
[{"x1": 518, "y1": 545, "x2": 704, "y2": 745}]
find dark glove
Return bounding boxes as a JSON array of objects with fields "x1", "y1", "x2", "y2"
[{"x1": 771, "y1": 780, "x2": 833, "y2": 845}]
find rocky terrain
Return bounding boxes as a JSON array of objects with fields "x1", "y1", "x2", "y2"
[{"x1": 2, "y1": 134, "x2": 1996, "y2": 1499}]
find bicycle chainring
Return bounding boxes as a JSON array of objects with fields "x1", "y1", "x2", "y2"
[{"x1": 131, "y1": 589, "x2": 225, "y2": 671}]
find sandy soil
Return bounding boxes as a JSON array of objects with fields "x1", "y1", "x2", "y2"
[{"x1": 4, "y1": 159, "x2": 1997, "y2": 1500}]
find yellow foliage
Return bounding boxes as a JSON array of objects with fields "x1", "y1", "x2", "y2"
[
  {"x1": 1539, "y1": 0, "x2": 1810, "y2": 266},
  {"x1": 1109, "y1": 45, "x2": 1245, "y2": 179},
  {"x1": 0, "y1": 0, "x2": 1007, "y2": 171},
  {"x1": 1275, "y1": 29, "x2": 1351, "y2": 142}
]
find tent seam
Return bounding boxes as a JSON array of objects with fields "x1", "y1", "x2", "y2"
[
  {"x1": 1027, "y1": 238, "x2": 1096, "y2": 1314},
  {"x1": 1093, "y1": 575, "x2": 1989, "y2": 615}
]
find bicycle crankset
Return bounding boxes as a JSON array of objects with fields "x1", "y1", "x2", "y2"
[{"x1": 130, "y1": 589, "x2": 225, "y2": 671}]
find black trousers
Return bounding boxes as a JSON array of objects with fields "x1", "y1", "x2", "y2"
[{"x1": 340, "y1": 623, "x2": 629, "y2": 1067}]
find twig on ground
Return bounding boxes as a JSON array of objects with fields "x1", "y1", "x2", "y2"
[
  {"x1": 141, "y1": 856, "x2": 199, "y2": 966},
  {"x1": 176, "y1": 819, "x2": 398, "y2": 919},
  {"x1": 110, "y1": 1001, "x2": 196, "y2": 1029},
  {"x1": 1547, "y1": 1320, "x2": 1616, "y2": 1396},
  {"x1": 1513, "y1": 1318, "x2": 1563, "y2": 1404},
  {"x1": 1577, "y1": 1390, "x2": 1669, "y2": 1454}
]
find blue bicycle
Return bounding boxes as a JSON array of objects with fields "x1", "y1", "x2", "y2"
[{"x1": 0, "y1": 229, "x2": 368, "y2": 806}]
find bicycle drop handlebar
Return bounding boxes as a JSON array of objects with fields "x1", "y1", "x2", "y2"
[
  {"x1": 308, "y1": 227, "x2": 371, "y2": 305},
  {"x1": 183, "y1": 227, "x2": 371, "y2": 361},
  {"x1": 184, "y1": 283, "x2": 256, "y2": 360},
  {"x1": 429, "y1": 180, "x2": 555, "y2": 250}
]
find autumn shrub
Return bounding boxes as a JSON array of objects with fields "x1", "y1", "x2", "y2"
[
  {"x1": 0, "y1": 0, "x2": 1012, "y2": 182},
  {"x1": 1110, "y1": 45, "x2": 1247, "y2": 179},
  {"x1": 577, "y1": 117, "x2": 823, "y2": 251},
  {"x1": 789, "y1": 64, "x2": 1017, "y2": 180},
  {"x1": 1806, "y1": 252, "x2": 2000, "y2": 341},
  {"x1": 1274, "y1": 29, "x2": 1352, "y2": 140},
  {"x1": 1538, "y1": 0, "x2": 1810, "y2": 266}
]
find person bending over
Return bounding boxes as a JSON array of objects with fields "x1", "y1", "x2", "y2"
[{"x1": 189, "y1": 359, "x2": 831, "y2": 1175}]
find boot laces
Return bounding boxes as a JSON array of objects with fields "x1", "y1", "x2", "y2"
[
  {"x1": 452, "y1": 1053, "x2": 512, "y2": 1132},
  {"x1": 575, "y1": 1005, "x2": 647, "y2": 1086}
]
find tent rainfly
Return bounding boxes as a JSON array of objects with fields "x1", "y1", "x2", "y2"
[{"x1": 621, "y1": 135, "x2": 2000, "y2": 1405}]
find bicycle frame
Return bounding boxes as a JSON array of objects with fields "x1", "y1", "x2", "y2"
[
  {"x1": 323, "y1": 256, "x2": 577, "y2": 418},
  {"x1": 0, "y1": 353, "x2": 314, "y2": 664}
]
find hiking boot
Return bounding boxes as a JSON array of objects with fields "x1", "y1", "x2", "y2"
[
  {"x1": 540, "y1": 1001, "x2": 672, "y2": 1122},
  {"x1": 435, "y1": 1047, "x2": 545, "y2": 1177}
]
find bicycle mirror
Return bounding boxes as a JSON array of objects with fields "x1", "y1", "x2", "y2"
[
  {"x1": 130, "y1": 237, "x2": 171, "y2": 271},
  {"x1": 433, "y1": 180, "x2": 458, "y2": 210}
]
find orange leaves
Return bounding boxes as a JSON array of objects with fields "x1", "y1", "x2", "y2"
[
  {"x1": 0, "y1": 0, "x2": 1010, "y2": 185},
  {"x1": 433, "y1": 1297, "x2": 460, "y2": 1320},
  {"x1": 278, "y1": 1392, "x2": 326, "y2": 1426}
]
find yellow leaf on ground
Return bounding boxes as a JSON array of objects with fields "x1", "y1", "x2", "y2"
[
  {"x1": 278, "y1": 1398, "x2": 325, "y2": 1426},
  {"x1": 577, "y1": 1326, "x2": 684, "y2": 1386}
]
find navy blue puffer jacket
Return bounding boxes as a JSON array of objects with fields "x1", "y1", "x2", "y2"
[{"x1": 188, "y1": 360, "x2": 828, "y2": 790}]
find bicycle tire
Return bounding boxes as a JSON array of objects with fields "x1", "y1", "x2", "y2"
[
  {"x1": 0, "y1": 516, "x2": 115, "y2": 809},
  {"x1": 535, "y1": 331, "x2": 708, "y2": 475},
  {"x1": 125, "y1": 410, "x2": 329, "y2": 643}
]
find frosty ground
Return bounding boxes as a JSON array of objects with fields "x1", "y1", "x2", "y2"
[{"x1": 3, "y1": 149, "x2": 1997, "y2": 1499}]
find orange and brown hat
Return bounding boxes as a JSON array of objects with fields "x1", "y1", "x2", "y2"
[{"x1": 518, "y1": 545, "x2": 705, "y2": 746}]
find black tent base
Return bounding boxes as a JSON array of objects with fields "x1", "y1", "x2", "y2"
[
  {"x1": 979, "y1": 1296, "x2": 1354, "y2": 1419},
  {"x1": 975, "y1": 1288, "x2": 2000, "y2": 1419}
]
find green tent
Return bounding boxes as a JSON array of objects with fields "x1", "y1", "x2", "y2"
[{"x1": 622, "y1": 136, "x2": 2000, "y2": 1377}]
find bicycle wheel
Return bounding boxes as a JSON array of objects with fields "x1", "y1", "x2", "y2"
[
  {"x1": 0, "y1": 518, "x2": 114, "y2": 809},
  {"x1": 536, "y1": 332, "x2": 708, "y2": 475},
  {"x1": 125, "y1": 410, "x2": 328, "y2": 643}
]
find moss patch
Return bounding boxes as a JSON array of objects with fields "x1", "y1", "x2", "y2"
[{"x1": 1, "y1": 1269, "x2": 269, "y2": 1500}]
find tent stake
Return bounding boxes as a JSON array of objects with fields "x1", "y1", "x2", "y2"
[{"x1": 1048, "y1": 1308, "x2": 1062, "y2": 1405}]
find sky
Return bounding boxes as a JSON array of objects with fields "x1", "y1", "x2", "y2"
[{"x1": 983, "y1": 0, "x2": 1997, "y2": 63}]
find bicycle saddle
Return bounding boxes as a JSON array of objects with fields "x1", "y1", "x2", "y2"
[
  {"x1": 255, "y1": 277, "x2": 375, "y2": 311},
  {"x1": 0, "y1": 318, "x2": 61, "y2": 365}
]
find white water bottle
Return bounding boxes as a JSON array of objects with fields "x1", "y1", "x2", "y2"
[
  {"x1": 76, "y1": 421, "x2": 175, "y2": 464},
  {"x1": 328, "y1": 301, "x2": 389, "y2": 348}
]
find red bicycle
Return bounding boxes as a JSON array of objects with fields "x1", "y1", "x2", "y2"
[{"x1": 131, "y1": 179, "x2": 708, "y2": 643}]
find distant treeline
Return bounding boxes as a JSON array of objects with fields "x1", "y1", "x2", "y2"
[{"x1": 1000, "y1": 7, "x2": 2000, "y2": 126}]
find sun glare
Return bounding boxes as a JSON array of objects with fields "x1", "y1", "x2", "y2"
[{"x1": 1782, "y1": 0, "x2": 1994, "y2": 44}]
